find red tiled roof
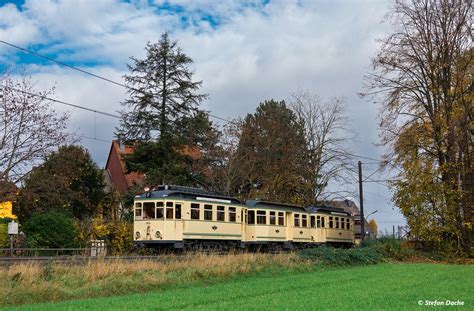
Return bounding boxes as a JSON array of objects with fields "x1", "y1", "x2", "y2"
[{"x1": 105, "y1": 140, "x2": 145, "y2": 193}]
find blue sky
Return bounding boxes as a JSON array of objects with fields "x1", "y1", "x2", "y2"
[
  {"x1": 1, "y1": 0, "x2": 272, "y2": 69},
  {"x1": 0, "y1": 0, "x2": 403, "y2": 230}
]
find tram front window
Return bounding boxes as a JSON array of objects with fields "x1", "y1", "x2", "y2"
[{"x1": 143, "y1": 202, "x2": 156, "y2": 219}]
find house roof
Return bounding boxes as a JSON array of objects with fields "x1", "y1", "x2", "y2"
[{"x1": 105, "y1": 140, "x2": 145, "y2": 193}]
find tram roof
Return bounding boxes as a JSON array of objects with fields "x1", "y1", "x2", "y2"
[
  {"x1": 136, "y1": 185, "x2": 242, "y2": 204},
  {"x1": 305, "y1": 205, "x2": 352, "y2": 216},
  {"x1": 246, "y1": 200, "x2": 306, "y2": 212}
]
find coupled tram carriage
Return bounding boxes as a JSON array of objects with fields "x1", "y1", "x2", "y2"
[{"x1": 133, "y1": 185, "x2": 355, "y2": 251}]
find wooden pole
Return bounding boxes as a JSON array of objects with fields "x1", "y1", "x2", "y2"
[{"x1": 358, "y1": 161, "x2": 365, "y2": 243}]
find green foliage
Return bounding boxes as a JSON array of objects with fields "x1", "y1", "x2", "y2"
[
  {"x1": 362, "y1": 237, "x2": 410, "y2": 261},
  {"x1": 0, "y1": 223, "x2": 8, "y2": 248},
  {"x1": 22, "y1": 212, "x2": 80, "y2": 248},
  {"x1": 124, "y1": 113, "x2": 220, "y2": 187},
  {"x1": 16, "y1": 145, "x2": 105, "y2": 222},
  {"x1": 233, "y1": 100, "x2": 307, "y2": 203},
  {"x1": 300, "y1": 238, "x2": 417, "y2": 265},
  {"x1": 299, "y1": 246, "x2": 384, "y2": 266},
  {"x1": 124, "y1": 138, "x2": 195, "y2": 187},
  {"x1": 86, "y1": 218, "x2": 133, "y2": 255},
  {"x1": 116, "y1": 33, "x2": 219, "y2": 188},
  {"x1": 0, "y1": 217, "x2": 15, "y2": 224},
  {"x1": 105, "y1": 221, "x2": 133, "y2": 255}
]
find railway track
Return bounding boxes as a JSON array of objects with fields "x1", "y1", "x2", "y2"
[
  {"x1": 0, "y1": 251, "x2": 258, "y2": 266},
  {"x1": 0, "y1": 254, "x2": 199, "y2": 266}
]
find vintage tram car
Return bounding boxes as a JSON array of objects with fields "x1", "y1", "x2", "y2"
[{"x1": 133, "y1": 185, "x2": 354, "y2": 250}]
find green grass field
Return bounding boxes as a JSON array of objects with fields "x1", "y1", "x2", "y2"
[{"x1": 5, "y1": 263, "x2": 473, "y2": 310}]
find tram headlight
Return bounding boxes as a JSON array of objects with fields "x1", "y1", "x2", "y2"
[
  {"x1": 155, "y1": 231, "x2": 161, "y2": 239},
  {"x1": 135, "y1": 231, "x2": 141, "y2": 239}
]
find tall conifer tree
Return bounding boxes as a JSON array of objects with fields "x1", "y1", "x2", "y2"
[{"x1": 116, "y1": 33, "x2": 215, "y2": 187}]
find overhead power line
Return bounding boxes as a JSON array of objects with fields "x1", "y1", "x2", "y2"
[
  {"x1": 1, "y1": 39, "x2": 401, "y2": 166},
  {"x1": 3, "y1": 86, "x2": 121, "y2": 119},
  {"x1": 0, "y1": 39, "x2": 234, "y2": 124},
  {"x1": 325, "y1": 147, "x2": 383, "y2": 163},
  {"x1": 75, "y1": 134, "x2": 112, "y2": 143},
  {"x1": 0, "y1": 40, "x2": 128, "y2": 89},
  {"x1": 363, "y1": 165, "x2": 385, "y2": 182},
  {"x1": 364, "y1": 179, "x2": 400, "y2": 183}
]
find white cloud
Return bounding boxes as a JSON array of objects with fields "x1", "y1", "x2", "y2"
[{"x1": 0, "y1": 3, "x2": 42, "y2": 54}]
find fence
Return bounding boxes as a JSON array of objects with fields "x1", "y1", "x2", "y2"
[
  {"x1": 0, "y1": 240, "x2": 107, "y2": 257},
  {"x1": 0, "y1": 248, "x2": 90, "y2": 257}
]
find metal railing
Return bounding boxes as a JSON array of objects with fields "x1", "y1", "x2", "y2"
[{"x1": 0, "y1": 248, "x2": 90, "y2": 257}]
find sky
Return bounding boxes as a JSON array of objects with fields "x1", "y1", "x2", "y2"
[{"x1": 0, "y1": 0, "x2": 405, "y2": 232}]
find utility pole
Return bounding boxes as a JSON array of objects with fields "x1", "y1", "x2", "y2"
[{"x1": 358, "y1": 161, "x2": 365, "y2": 242}]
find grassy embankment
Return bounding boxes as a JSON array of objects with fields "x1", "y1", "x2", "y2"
[
  {"x1": 0, "y1": 253, "x2": 308, "y2": 307},
  {"x1": 5, "y1": 263, "x2": 474, "y2": 310},
  {"x1": 1, "y1": 239, "x2": 472, "y2": 309}
]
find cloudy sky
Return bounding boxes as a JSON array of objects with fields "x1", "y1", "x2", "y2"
[{"x1": 0, "y1": 0, "x2": 405, "y2": 232}]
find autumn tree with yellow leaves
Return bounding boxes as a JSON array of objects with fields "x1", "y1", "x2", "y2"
[{"x1": 364, "y1": 0, "x2": 473, "y2": 255}]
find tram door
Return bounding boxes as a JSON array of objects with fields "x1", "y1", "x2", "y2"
[
  {"x1": 164, "y1": 201, "x2": 183, "y2": 240},
  {"x1": 241, "y1": 208, "x2": 247, "y2": 241},
  {"x1": 174, "y1": 202, "x2": 183, "y2": 239},
  {"x1": 286, "y1": 212, "x2": 293, "y2": 241}
]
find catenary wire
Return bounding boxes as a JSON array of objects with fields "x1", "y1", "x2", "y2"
[{"x1": 0, "y1": 40, "x2": 234, "y2": 124}]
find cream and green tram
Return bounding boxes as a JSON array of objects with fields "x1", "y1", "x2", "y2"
[
  {"x1": 133, "y1": 186, "x2": 245, "y2": 250},
  {"x1": 244, "y1": 200, "x2": 312, "y2": 249},
  {"x1": 306, "y1": 206, "x2": 355, "y2": 246}
]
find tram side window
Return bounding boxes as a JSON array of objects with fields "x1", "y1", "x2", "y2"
[
  {"x1": 229, "y1": 207, "x2": 237, "y2": 222},
  {"x1": 316, "y1": 216, "x2": 321, "y2": 228},
  {"x1": 341, "y1": 218, "x2": 345, "y2": 229},
  {"x1": 302, "y1": 214, "x2": 308, "y2": 227},
  {"x1": 248, "y1": 210, "x2": 255, "y2": 224},
  {"x1": 175, "y1": 204, "x2": 182, "y2": 219},
  {"x1": 311, "y1": 216, "x2": 316, "y2": 228},
  {"x1": 143, "y1": 202, "x2": 156, "y2": 219},
  {"x1": 321, "y1": 217, "x2": 325, "y2": 228},
  {"x1": 257, "y1": 210, "x2": 266, "y2": 225},
  {"x1": 135, "y1": 203, "x2": 143, "y2": 219},
  {"x1": 329, "y1": 216, "x2": 333, "y2": 228},
  {"x1": 335, "y1": 217, "x2": 339, "y2": 229},
  {"x1": 191, "y1": 203, "x2": 200, "y2": 220},
  {"x1": 278, "y1": 212, "x2": 285, "y2": 226},
  {"x1": 155, "y1": 202, "x2": 164, "y2": 219},
  {"x1": 294, "y1": 214, "x2": 300, "y2": 227},
  {"x1": 347, "y1": 219, "x2": 350, "y2": 230},
  {"x1": 166, "y1": 202, "x2": 174, "y2": 220},
  {"x1": 217, "y1": 206, "x2": 225, "y2": 221},
  {"x1": 204, "y1": 205, "x2": 213, "y2": 221},
  {"x1": 269, "y1": 211, "x2": 276, "y2": 225}
]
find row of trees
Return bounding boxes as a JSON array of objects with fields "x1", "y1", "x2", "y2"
[{"x1": 117, "y1": 33, "x2": 352, "y2": 207}]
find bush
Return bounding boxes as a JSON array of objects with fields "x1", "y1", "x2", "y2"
[
  {"x1": 87, "y1": 219, "x2": 133, "y2": 255},
  {"x1": 299, "y1": 246, "x2": 385, "y2": 266},
  {"x1": 22, "y1": 212, "x2": 80, "y2": 248},
  {"x1": 105, "y1": 221, "x2": 133, "y2": 255},
  {"x1": 362, "y1": 237, "x2": 411, "y2": 260},
  {"x1": 0, "y1": 224, "x2": 8, "y2": 248}
]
